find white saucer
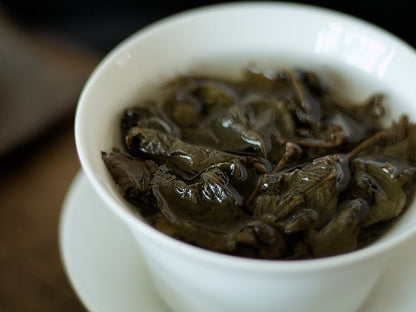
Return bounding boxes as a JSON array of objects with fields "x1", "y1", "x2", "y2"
[
  {"x1": 60, "y1": 171, "x2": 416, "y2": 312},
  {"x1": 59, "y1": 172, "x2": 171, "y2": 312}
]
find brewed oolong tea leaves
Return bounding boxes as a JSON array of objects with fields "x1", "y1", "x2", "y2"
[{"x1": 102, "y1": 67, "x2": 416, "y2": 259}]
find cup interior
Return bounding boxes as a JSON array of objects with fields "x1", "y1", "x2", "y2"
[{"x1": 75, "y1": 2, "x2": 416, "y2": 265}]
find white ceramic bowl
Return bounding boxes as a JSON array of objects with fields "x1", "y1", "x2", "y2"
[{"x1": 75, "y1": 2, "x2": 416, "y2": 312}]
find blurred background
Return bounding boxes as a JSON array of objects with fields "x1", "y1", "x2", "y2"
[
  {"x1": 0, "y1": 0, "x2": 414, "y2": 311},
  {"x1": 2, "y1": 0, "x2": 416, "y2": 55},
  {"x1": 0, "y1": 0, "x2": 415, "y2": 159}
]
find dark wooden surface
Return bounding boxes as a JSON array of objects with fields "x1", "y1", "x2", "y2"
[
  {"x1": 0, "y1": 13, "x2": 99, "y2": 312},
  {"x1": 0, "y1": 120, "x2": 87, "y2": 312}
]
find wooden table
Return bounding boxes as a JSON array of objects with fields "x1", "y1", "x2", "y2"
[
  {"x1": 0, "y1": 13, "x2": 99, "y2": 312},
  {"x1": 0, "y1": 119, "x2": 87, "y2": 312}
]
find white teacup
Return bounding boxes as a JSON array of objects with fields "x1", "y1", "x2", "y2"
[{"x1": 75, "y1": 2, "x2": 416, "y2": 312}]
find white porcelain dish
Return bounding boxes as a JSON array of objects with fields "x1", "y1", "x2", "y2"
[
  {"x1": 74, "y1": 2, "x2": 416, "y2": 312},
  {"x1": 59, "y1": 172, "x2": 416, "y2": 312},
  {"x1": 59, "y1": 172, "x2": 169, "y2": 312}
]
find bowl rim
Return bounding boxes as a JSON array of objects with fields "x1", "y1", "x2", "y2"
[{"x1": 75, "y1": 0, "x2": 416, "y2": 272}]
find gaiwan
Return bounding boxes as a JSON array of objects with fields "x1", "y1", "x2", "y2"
[{"x1": 102, "y1": 66, "x2": 416, "y2": 260}]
